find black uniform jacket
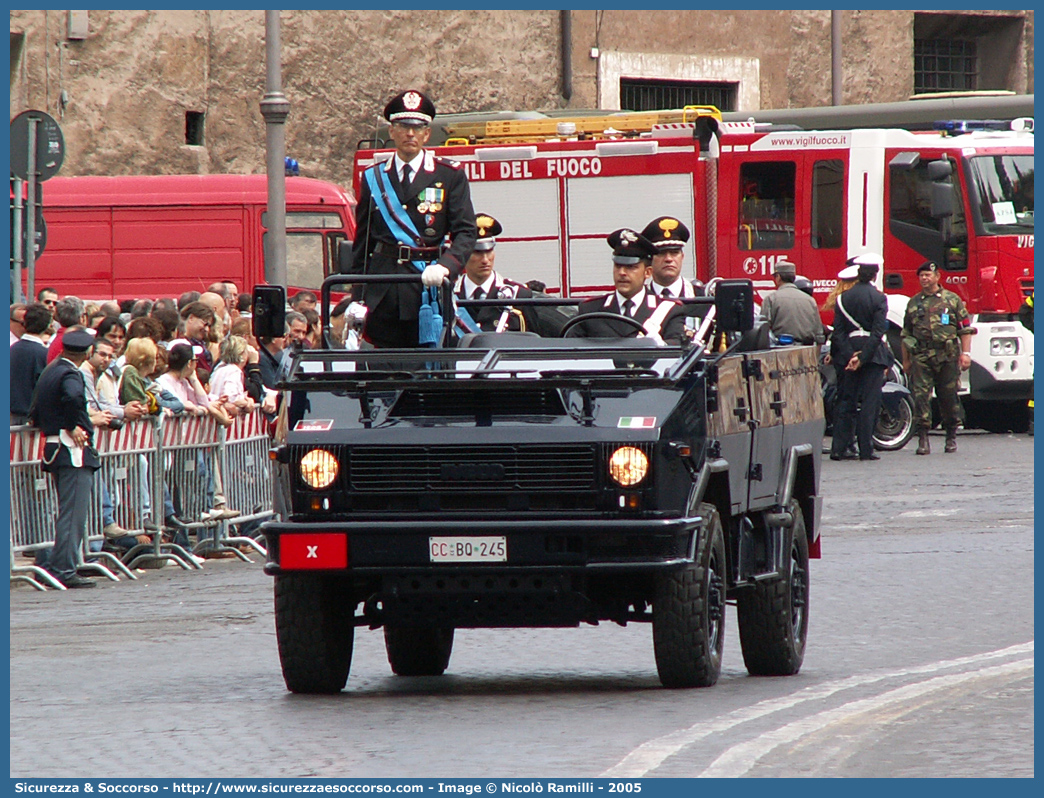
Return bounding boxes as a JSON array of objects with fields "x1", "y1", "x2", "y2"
[
  {"x1": 351, "y1": 151, "x2": 477, "y2": 322},
  {"x1": 830, "y1": 282, "x2": 893, "y2": 368},
  {"x1": 456, "y1": 274, "x2": 540, "y2": 333},
  {"x1": 29, "y1": 358, "x2": 101, "y2": 471},
  {"x1": 573, "y1": 291, "x2": 687, "y2": 344}
]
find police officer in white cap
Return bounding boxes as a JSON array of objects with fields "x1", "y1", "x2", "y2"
[
  {"x1": 829, "y1": 253, "x2": 893, "y2": 461},
  {"x1": 351, "y1": 89, "x2": 477, "y2": 348}
]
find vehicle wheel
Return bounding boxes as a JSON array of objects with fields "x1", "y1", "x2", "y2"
[
  {"x1": 384, "y1": 626, "x2": 455, "y2": 676},
  {"x1": 874, "y1": 392, "x2": 915, "y2": 451},
  {"x1": 652, "y1": 502, "x2": 726, "y2": 688},
  {"x1": 737, "y1": 500, "x2": 809, "y2": 676},
  {"x1": 274, "y1": 574, "x2": 354, "y2": 693}
]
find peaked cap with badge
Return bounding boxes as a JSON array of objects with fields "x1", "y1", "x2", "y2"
[
  {"x1": 384, "y1": 89, "x2": 436, "y2": 126},
  {"x1": 641, "y1": 216, "x2": 690, "y2": 250},
  {"x1": 473, "y1": 214, "x2": 503, "y2": 252},
  {"x1": 608, "y1": 228, "x2": 657, "y2": 264}
]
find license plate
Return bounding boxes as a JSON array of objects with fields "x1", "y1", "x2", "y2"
[{"x1": 429, "y1": 536, "x2": 507, "y2": 563}]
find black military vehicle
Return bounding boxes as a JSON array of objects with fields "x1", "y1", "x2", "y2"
[{"x1": 256, "y1": 276, "x2": 824, "y2": 692}]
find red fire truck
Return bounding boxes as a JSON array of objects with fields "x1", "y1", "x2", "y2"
[
  {"x1": 353, "y1": 107, "x2": 1034, "y2": 426},
  {"x1": 25, "y1": 173, "x2": 356, "y2": 302}
]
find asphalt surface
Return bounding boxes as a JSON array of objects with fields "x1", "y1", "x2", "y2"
[{"x1": 8, "y1": 428, "x2": 1034, "y2": 778}]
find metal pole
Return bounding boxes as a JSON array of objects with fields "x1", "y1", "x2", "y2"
[
  {"x1": 560, "y1": 10, "x2": 572, "y2": 102},
  {"x1": 831, "y1": 10, "x2": 842, "y2": 106},
  {"x1": 12, "y1": 177, "x2": 24, "y2": 304},
  {"x1": 260, "y1": 9, "x2": 289, "y2": 287},
  {"x1": 25, "y1": 119, "x2": 38, "y2": 302}
]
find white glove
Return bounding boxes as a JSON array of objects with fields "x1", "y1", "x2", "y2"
[{"x1": 421, "y1": 263, "x2": 450, "y2": 287}]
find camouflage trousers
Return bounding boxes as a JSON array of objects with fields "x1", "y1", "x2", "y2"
[{"x1": 908, "y1": 352, "x2": 961, "y2": 431}]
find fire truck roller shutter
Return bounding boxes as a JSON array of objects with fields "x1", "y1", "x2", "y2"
[
  {"x1": 566, "y1": 174, "x2": 695, "y2": 293},
  {"x1": 469, "y1": 179, "x2": 562, "y2": 294}
]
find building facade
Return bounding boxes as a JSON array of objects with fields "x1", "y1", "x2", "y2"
[{"x1": 9, "y1": 9, "x2": 1034, "y2": 189}]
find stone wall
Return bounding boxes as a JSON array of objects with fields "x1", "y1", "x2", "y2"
[{"x1": 9, "y1": 9, "x2": 1033, "y2": 190}]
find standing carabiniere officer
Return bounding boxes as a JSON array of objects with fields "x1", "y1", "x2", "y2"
[
  {"x1": 902, "y1": 261, "x2": 976, "y2": 454},
  {"x1": 351, "y1": 90, "x2": 477, "y2": 348},
  {"x1": 28, "y1": 329, "x2": 102, "y2": 588}
]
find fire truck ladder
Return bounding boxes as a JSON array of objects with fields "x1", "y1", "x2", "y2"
[{"x1": 442, "y1": 105, "x2": 722, "y2": 146}]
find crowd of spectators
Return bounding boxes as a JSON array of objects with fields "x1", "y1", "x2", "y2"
[{"x1": 9, "y1": 281, "x2": 346, "y2": 562}]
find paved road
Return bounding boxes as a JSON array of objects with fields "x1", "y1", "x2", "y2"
[{"x1": 9, "y1": 430, "x2": 1033, "y2": 778}]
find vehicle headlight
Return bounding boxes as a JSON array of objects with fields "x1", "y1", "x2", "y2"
[
  {"x1": 608, "y1": 446, "x2": 649, "y2": 487},
  {"x1": 300, "y1": 449, "x2": 339, "y2": 489},
  {"x1": 990, "y1": 337, "x2": 1020, "y2": 356}
]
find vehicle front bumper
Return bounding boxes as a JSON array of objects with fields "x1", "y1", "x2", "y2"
[{"x1": 262, "y1": 515, "x2": 705, "y2": 576}]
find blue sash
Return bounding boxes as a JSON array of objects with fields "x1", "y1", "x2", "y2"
[{"x1": 363, "y1": 165, "x2": 479, "y2": 343}]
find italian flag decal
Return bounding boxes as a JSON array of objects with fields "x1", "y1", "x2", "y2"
[{"x1": 618, "y1": 416, "x2": 656, "y2": 428}]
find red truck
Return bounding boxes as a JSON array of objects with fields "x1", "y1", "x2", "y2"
[{"x1": 23, "y1": 173, "x2": 356, "y2": 301}]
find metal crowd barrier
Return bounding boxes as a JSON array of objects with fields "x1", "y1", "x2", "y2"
[
  {"x1": 216, "y1": 410, "x2": 274, "y2": 557},
  {"x1": 9, "y1": 408, "x2": 275, "y2": 590}
]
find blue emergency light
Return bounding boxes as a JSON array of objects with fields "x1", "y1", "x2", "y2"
[
  {"x1": 285, "y1": 156, "x2": 300, "y2": 176},
  {"x1": 934, "y1": 119, "x2": 1012, "y2": 135}
]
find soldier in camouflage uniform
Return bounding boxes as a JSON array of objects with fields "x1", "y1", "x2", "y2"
[{"x1": 901, "y1": 261, "x2": 976, "y2": 454}]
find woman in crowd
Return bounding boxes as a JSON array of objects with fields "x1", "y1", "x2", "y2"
[
  {"x1": 208, "y1": 334, "x2": 257, "y2": 417},
  {"x1": 94, "y1": 316, "x2": 127, "y2": 406}
]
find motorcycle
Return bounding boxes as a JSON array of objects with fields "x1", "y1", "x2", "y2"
[{"x1": 819, "y1": 345, "x2": 916, "y2": 452}]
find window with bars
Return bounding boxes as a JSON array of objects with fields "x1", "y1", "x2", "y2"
[
  {"x1": 619, "y1": 78, "x2": 736, "y2": 112},
  {"x1": 914, "y1": 39, "x2": 978, "y2": 94}
]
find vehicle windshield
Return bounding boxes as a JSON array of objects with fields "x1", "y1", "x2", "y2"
[
  {"x1": 291, "y1": 343, "x2": 688, "y2": 383},
  {"x1": 967, "y1": 154, "x2": 1034, "y2": 233}
]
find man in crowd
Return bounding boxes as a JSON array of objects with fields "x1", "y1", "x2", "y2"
[
  {"x1": 28, "y1": 329, "x2": 101, "y2": 588},
  {"x1": 289, "y1": 290, "x2": 317, "y2": 314},
  {"x1": 758, "y1": 259, "x2": 825, "y2": 345},
  {"x1": 79, "y1": 336, "x2": 156, "y2": 548},
  {"x1": 350, "y1": 89, "x2": 476, "y2": 348},
  {"x1": 829, "y1": 254, "x2": 893, "y2": 461},
  {"x1": 37, "y1": 286, "x2": 59, "y2": 318},
  {"x1": 10, "y1": 302, "x2": 53, "y2": 425},
  {"x1": 902, "y1": 261, "x2": 976, "y2": 454},
  {"x1": 278, "y1": 310, "x2": 310, "y2": 379},
  {"x1": 46, "y1": 295, "x2": 87, "y2": 363},
  {"x1": 572, "y1": 229, "x2": 687, "y2": 344}
]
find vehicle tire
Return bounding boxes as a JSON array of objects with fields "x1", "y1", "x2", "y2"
[
  {"x1": 384, "y1": 626, "x2": 455, "y2": 676},
  {"x1": 652, "y1": 502, "x2": 726, "y2": 688},
  {"x1": 874, "y1": 392, "x2": 915, "y2": 451},
  {"x1": 737, "y1": 500, "x2": 809, "y2": 676},
  {"x1": 274, "y1": 573, "x2": 354, "y2": 694}
]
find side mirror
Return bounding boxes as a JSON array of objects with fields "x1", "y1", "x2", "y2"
[
  {"x1": 928, "y1": 159, "x2": 955, "y2": 219},
  {"x1": 930, "y1": 183, "x2": 954, "y2": 218},
  {"x1": 715, "y1": 279, "x2": 754, "y2": 332},
  {"x1": 252, "y1": 285, "x2": 286, "y2": 340}
]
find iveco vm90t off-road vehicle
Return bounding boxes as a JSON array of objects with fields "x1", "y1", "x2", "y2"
[{"x1": 255, "y1": 276, "x2": 824, "y2": 692}]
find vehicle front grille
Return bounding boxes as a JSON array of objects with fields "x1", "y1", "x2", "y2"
[{"x1": 349, "y1": 444, "x2": 597, "y2": 492}]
